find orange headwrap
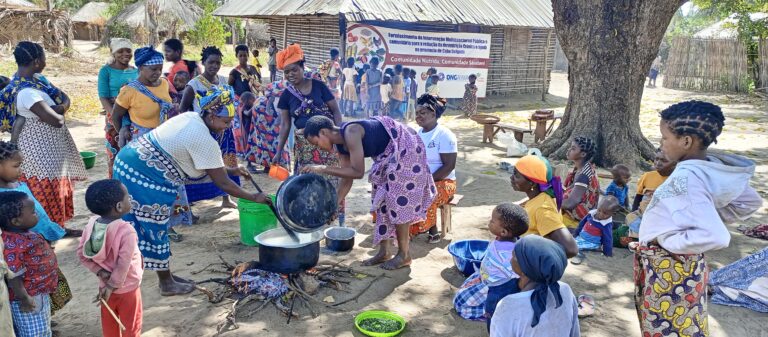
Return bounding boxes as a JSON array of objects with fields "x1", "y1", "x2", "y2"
[{"x1": 276, "y1": 44, "x2": 304, "y2": 70}]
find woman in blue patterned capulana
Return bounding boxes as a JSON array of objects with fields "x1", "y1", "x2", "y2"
[{"x1": 114, "y1": 86, "x2": 270, "y2": 296}]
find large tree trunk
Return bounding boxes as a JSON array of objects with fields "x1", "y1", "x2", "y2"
[{"x1": 542, "y1": 0, "x2": 685, "y2": 168}]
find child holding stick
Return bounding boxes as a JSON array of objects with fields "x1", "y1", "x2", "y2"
[{"x1": 78, "y1": 179, "x2": 143, "y2": 337}]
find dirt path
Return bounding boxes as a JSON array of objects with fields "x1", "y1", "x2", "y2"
[{"x1": 7, "y1": 70, "x2": 766, "y2": 336}]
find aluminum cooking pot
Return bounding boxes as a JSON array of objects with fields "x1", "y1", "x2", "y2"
[
  {"x1": 255, "y1": 228, "x2": 324, "y2": 274},
  {"x1": 275, "y1": 173, "x2": 338, "y2": 233}
]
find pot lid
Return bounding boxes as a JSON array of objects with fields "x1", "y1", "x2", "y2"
[{"x1": 275, "y1": 174, "x2": 338, "y2": 233}]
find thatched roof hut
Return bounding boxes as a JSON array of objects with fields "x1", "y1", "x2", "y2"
[
  {"x1": 71, "y1": 2, "x2": 110, "y2": 41},
  {"x1": 109, "y1": 0, "x2": 202, "y2": 40},
  {"x1": 0, "y1": 3, "x2": 72, "y2": 53}
]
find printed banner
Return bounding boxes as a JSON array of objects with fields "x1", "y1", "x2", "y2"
[{"x1": 346, "y1": 23, "x2": 492, "y2": 98}]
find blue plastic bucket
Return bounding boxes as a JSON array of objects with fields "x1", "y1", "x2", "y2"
[{"x1": 448, "y1": 240, "x2": 489, "y2": 276}]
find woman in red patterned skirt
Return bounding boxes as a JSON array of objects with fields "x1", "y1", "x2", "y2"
[{"x1": 1, "y1": 42, "x2": 87, "y2": 235}]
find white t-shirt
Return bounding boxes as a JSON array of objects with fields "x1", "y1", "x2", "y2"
[
  {"x1": 418, "y1": 124, "x2": 458, "y2": 180},
  {"x1": 380, "y1": 84, "x2": 392, "y2": 104},
  {"x1": 151, "y1": 112, "x2": 225, "y2": 178},
  {"x1": 490, "y1": 282, "x2": 580, "y2": 337},
  {"x1": 16, "y1": 88, "x2": 55, "y2": 119}
]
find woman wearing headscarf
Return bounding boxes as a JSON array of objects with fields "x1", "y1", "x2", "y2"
[
  {"x1": 111, "y1": 46, "x2": 192, "y2": 229},
  {"x1": 489, "y1": 235, "x2": 580, "y2": 336},
  {"x1": 0, "y1": 41, "x2": 87, "y2": 234},
  {"x1": 561, "y1": 136, "x2": 601, "y2": 229},
  {"x1": 98, "y1": 38, "x2": 137, "y2": 178},
  {"x1": 114, "y1": 87, "x2": 270, "y2": 296},
  {"x1": 273, "y1": 44, "x2": 346, "y2": 224},
  {"x1": 410, "y1": 94, "x2": 457, "y2": 243},
  {"x1": 180, "y1": 46, "x2": 240, "y2": 209},
  {"x1": 301, "y1": 114, "x2": 435, "y2": 270},
  {"x1": 510, "y1": 155, "x2": 578, "y2": 258}
]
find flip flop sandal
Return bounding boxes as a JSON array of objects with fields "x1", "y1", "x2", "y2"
[
  {"x1": 577, "y1": 295, "x2": 596, "y2": 317},
  {"x1": 428, "y1": 233, "x2": 441, "y2": 244},
  {"x1": 571, "y1": 252, "x2": 586, "y2": 265}
]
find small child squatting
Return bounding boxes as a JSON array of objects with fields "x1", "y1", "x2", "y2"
[{"x1": 78, "y1": 179, "x2": 144, "y2": 337}]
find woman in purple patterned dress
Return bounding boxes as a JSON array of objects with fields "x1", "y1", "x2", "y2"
[{"x1": 301, "y1": 115, "x2": 435, "y2": 270}]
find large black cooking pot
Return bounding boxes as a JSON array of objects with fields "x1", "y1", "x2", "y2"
[
  {"x1": 255, "y1": 228, "x2": 324, "y2": 274},
  {"x1": 275, "y1": 173, "x2": 338, "y2": 233}
]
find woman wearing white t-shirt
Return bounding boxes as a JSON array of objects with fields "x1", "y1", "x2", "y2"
[
  {"x1": 411, "y1": 94, "x2": 457, "y2": 243},
  {"x1": 114, "y1": 86, "x2": 270, "y2": 296},
  {"x1": 0, "y1": 41, "x2": 87, "y2": 236}
]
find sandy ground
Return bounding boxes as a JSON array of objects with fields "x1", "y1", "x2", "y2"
[{"x1": 2, "y1": 43, "x2": 766, "y2": 336}]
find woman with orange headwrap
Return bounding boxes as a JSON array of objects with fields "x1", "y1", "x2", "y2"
[
  {"x1": 272, "y1": 44, "x2": 346, "y2": 225},
  {"x1": 509, "y1": 155, "x2": 578, "y2": 258}
]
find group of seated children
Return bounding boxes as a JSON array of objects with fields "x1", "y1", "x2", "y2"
[
  {"x1": 1, "y1": 161, "x2": 143, "y2": 337},
  {"x1": 451, "y1": 144, "x2": 682, "y2": 334}
]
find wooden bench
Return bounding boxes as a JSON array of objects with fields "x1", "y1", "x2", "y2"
[
  {"x1": 483, "y1": 123, "x2": 532, "y2": 143},
  {"x1": 439, "y1": 194, "x2": 464, "y2": 238}
]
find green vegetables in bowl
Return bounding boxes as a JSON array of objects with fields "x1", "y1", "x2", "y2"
[{"x1": 354, "y1": 311, "x2": 406, "y2": 337}]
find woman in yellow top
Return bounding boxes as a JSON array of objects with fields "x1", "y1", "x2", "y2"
[
  {"x1": 112, "y1": 46, "x2": 172, "y2": 147},
  {"x1": 112, "y1": 47, "x2": 193, "y2": 230},
  {"x1": 510, "y1": 155, "x2": 578, "y2": 258}
]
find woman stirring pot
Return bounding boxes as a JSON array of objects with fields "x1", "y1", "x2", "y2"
[{"x1": 114, "y1": 87, "x2": 269, "y2": 296}]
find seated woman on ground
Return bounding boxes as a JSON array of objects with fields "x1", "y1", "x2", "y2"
[
  {"x1": 490, "y1": 235, "x2": 580, "y2": 337},
  {"x1": 509, "y1": 155, "x2": 578, "y2": 258},
  {"x1": 453, "y1": 203, "x2": 529, "y2": 322},
  {"x1": 561, "y1": 136, "x2": 600, "y2": 230},
  {"x1": 411, "y1": 94, "x2": 458, "y2": 243}
]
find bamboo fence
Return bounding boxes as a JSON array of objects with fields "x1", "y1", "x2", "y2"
[{"x1": 664, "y1": 37, "x2": 750, "y2": 93}]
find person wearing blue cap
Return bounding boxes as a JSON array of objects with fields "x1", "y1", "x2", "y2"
[
  {"x1": 489, "y1": 235, "x2": 580, "y2": 337},
  {"x1": 113, "y1": 86, "x2": 270, "y2": 296}
]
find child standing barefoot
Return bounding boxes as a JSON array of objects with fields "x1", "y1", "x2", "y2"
[
  {"x1": 78, "y1": 179, "x2": 143, "y2": 337},
  {"x1": 0, "y1": 191, "x2": 58, "y2": 337},
  {"x1": 635, "y1": 100, "x2": 761, "y2": 336}
]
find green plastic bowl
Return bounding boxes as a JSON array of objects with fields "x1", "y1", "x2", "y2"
[
  {"x1": 80, "y1": 151, "x2": 97, "y2": 169},
  {"x1": 354, "y1": 311, "x2": 406, "y2": 337}
]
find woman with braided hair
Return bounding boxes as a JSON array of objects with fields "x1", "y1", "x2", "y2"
[
  {"x1": 561, "y1": 136, "x2": 601, "y2": 229},
  {"x1": 633, "y1": 100, "x2": 760, "y2": 336},
  {"x1": 0, "y1": 41, "x2": 87, "y2": 235},
  {"x1": 181, "y1": 46, "x2": 240, "y2": 209}
]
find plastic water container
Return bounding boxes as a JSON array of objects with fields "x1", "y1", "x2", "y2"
[{"x1": 238, "y1": 195, "x2": 277, "y2": 246}]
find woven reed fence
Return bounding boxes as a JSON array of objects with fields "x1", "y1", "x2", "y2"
[{"x1": 664, "y1": 37, "x2": 750, "y2": 93}]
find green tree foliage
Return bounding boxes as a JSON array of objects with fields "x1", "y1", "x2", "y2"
[
  {"x1": 185, "y1": 0, "x2": 230, "y2": 47},
  {"x1": 693, "y1": 0, "x2": 768, "y2": 42},
  {"x1": 55, "y1": 0, "x2": 89, "y2": 11}
]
